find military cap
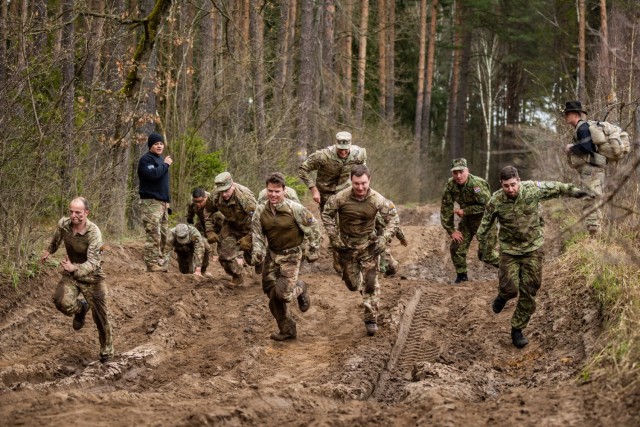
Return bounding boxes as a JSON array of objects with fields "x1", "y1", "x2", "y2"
[
  {"x1": 562, "y1": 100, "x2": 587, "y2": 115},
  {"x1": 214, "y1": 172, "x2": 233, "y2": 192},
  {"x1": 450, "y1": 158, "x2": 468, "y2": 171},
  {"x1": 175, "y1": 223, "x2": 190, "y2": 244},
  {"x1": 335, "y1": 131, "x2": 352, "y2": 150}
]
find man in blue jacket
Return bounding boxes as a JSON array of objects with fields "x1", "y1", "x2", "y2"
[{"x1": 138, "y1": 132, "x2": 173, "y2": 272}]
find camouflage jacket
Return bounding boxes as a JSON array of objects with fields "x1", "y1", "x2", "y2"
[
  {"x1": 252, "y1": 199, "x2": 321, "y2": 258},
  {"x1": 322, "y1": 187, "x2": 399, "y2": 247},
  {"x1": 165, "y1": 225, "x2": 207, "y2": 267},
  {"x1": 477, "y1": 180, "x2": 581, "y2": 255},
  {"x1": 204, "y1": 183, "x2": 256, "y2": 235},
  {"x1": 47, "y1": 218, "x2": 105, "y2": 282},
  {"x1": 186, "y1": 191, "x2": 210, "y2": 232},
  {"x1": 375, "y1": 213, "x2": 406, "y2": 243},
  {"x1": 257, "y1": 186, "x2": 300, "y2": 204},
  {"x1": 441, "y1": 174, "x2": 492, "y2": 235},
  {"x1": 298, "y1": 145, "x2": 367, "y2": 194}
]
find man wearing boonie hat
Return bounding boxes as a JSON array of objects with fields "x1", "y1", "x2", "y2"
[
  {"x1": 441, "y1": 157, "x2": 499, "y2": 284},
  {"x1": 164, "y1": 223, "x2": 211, "y2": 276},
  {"x1": 203, "y1": 171, "x2": 257, "y2": 285},
  {"x1": 137, "y1": 132, "x2": 173, "y2": 272},
  {"x1": 562, "y1": 100, "x2": 605, "y2": 236},
  {"x1": 299, "y1": 131, "x2": 367, "y2": 274}
]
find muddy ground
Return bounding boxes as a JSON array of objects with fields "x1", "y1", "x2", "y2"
[{"x1": 0, "y1": 204, "x2": 638, "y2": 426}]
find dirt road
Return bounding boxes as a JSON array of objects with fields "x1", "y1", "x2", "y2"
[{"x1": 0, "y1": 205, "x2": 636, "y2": 426}]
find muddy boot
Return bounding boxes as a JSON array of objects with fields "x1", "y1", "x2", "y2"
[
  {"x1": 297, "y1": 281, "x2": 310, "y2": 312},
  {"x1": 365, "y1": 321, "x2": 378, "y2": 336},
  {"x1": 271, "y1": 321, "x2": 297, "y2": 341},
  {"x1": 333, "y1": 256, "x2": 342, "y2": 275},
  {"x1": 73, "y1": 300, "x2": 89, "y2": 331},
  {"x1": 231, "y1": 273, "x2": 244, "y2": 285},
  {"x1": 385, "y1": 259, "x2": 398, "y2": 277},
  {"x1": 492, "y1": 295, "x2": 507, "y2": 314},
  {"x1": 100, "y1": 354, "x2": 113, "y2": 363},
  {"x1": 454, "y1": 272, "x2": 468, "y2": 284},
  {"x1": 511, "y1": 327, "x2": 529, "y2": 348}
]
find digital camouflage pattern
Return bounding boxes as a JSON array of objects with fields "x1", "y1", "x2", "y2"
[
  {"x1": 298, "y1": 145, "x2": 367, "y2": 208},
  {"x1": 140, "y1": 199, "x2": 168, "y2": 267},
  {"x1": 499, "y1": 251, "x2": 543, "y2": 330},
  {"x1": 47, "y1": 217, "x2": 113, "y2": 359},
  {"x1": 204, "y1": 183, "x2": 257, "y2": 278},
  {"x1": 164, "y1": 224, "x2": 211, "y2": 274},
  {"x1": 477, "y1": 180, "x2": 582, "y2": 255},
  {"x1": 257, "y1": 186, "x2": 300, "y2": 204},
  {"x1": 322, "y1": 187, "x2": 399, "y2": 323}
]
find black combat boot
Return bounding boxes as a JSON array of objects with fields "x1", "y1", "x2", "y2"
[
  {"x1": 297, "y1": 281, "x2": 311, "y2": 312},
  {"x1": 271, "y1": 321, "x2": 297, "y2": 341},
  {"x1": 492, "y1": 294, "x2": 507, "y2": 314},
  {"x1": 365, "y1": 321, "x2": 378, "y2": 336},
  {"x1": 454, "y1": 272, "x2": 468, "y2": 284},
  {"x1": 73, "y1": 300, "x2": 89, "y2": 331},
  {"x1": 511, "y1": 327, "x2": 529, "y2": 348}
]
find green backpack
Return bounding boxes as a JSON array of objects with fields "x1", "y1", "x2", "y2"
[{"x1": 586, "y1": 120, "x2": 631, "y2": 162}]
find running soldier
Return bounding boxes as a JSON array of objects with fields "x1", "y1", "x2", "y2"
[
  {"x1": 164, "y1": 223, "x2": 211, "y2": 276},
  {"x1": 187, "y1": 188, "x2": 223, "y2": 255},
  {"x1": 299, "y1": 131, "x2": 367, "y2": 272},
  {"x1": 257, "y1": 186, "x2": 300, "y2": 204},
  {"x1": 476, "y1": 166, "x2": 593, "y2": 348},
  {"x1": 322, "y1": 165, "x2": 399, "y2": 336},
  {"x1": 441, "y1": 158, "x2": 499, "y2": 283},
  {"x1": 251, "y1": 172, "x2": 321, "y2": 341},
  {"x1": 41, "y1": 197, "x2": 114, "y2": 363},
  {"x1": 204, "y1": 172, "x2": 257, "y2": 285}
]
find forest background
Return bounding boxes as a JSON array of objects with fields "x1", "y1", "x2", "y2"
[{"x1": 1, "y1": 0, "x2": 639, "y2": 272}]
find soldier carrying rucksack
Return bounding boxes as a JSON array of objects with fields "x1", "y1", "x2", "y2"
[{"x1": 562, "y1": 100, "x2": 630, "y2": 236}]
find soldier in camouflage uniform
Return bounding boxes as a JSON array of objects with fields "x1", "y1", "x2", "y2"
[
  {"x1": 441, "y1": 158, "x2": 499, "y2": 284},
  {"x1": 187, "y1": 188, "x2": 223, "y2": 255},
  {"x1": 164, "y1": 223, "x2": 211, "y2": 276},
  {"x1": 41, "y1": 197, "x2": 114, "y2": 363},
  {"x1": 563, "y1": 100, "x2": 606, "y2": 235},
  {"x1": 251, "y1": 172, "x2": 321, "y2": 341},
  {"x1": 204, "y1": 172, "x2": 257, "y2": 285},
  {"x1": 138, "y1": 132, "x2": 172, "y2": 272},
  {"x1": 376, "y1": 213, "x2": 408, "y2": 276},
  {"x1": 322, "y1": 165, "x2": 399, "y2": 337},
  {"x1": 257, "y1": 185, "x2": 300, "y2": 204},
  {"x1": 299, "y1": 131, "x2": 367, "y2": 273},
  {"x1": 476, "y1": 166, "x2": 593, "y2": 348}
]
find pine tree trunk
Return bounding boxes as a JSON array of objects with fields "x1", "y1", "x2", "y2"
[
  {"x1": 340, "y1": 0, "x2": 353, "y2": 124},
  {"x1": 378, "y1": 0, "x2": 387, "y2": 117},
  {"x1": 414, "y1": 0, "x2": 428, "y2": 142},
  {"x1": 296, "y1": 0, "x2": 315, "y2": 161},
  {"x1": 384, "y1": 0, "x2": 395, "y2": 121},
  {"x1": 320, "y1": 0, "x2": 336, "y2": 117},
  {"x1": 420, "y1": 0, "x2": 439, "y2": 149},
  {"x1": 274, "y1": 0, "x2": 291, "y2": 109},
  {"x1": 578, "y1": 0, "x2": 586, "y2": 100},
  {"x1": 354, "y1": 0, "x2": 369, "y2": 127},
  {"x1": 61, "y1": 0, "x2": 75, "y2": 197},
  {"x1": 0, "y1": 0, "x2": 6, "y2": 85},
  {"x1": 446, "y1": 0, "x2": 461, "y2": 158},
  {"x1": 250, "y1": 0, "x2": 266, "y2": 144}
]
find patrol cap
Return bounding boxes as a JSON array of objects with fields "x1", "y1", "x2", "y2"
[
  {"x1": 335, "y1": 131, "x2": 352, "y2": 149},
  {"x1": 450, "y1": 158, "x2": 468, "y2": 171},
  {"x1": 175, "y1": 223, "x2": 190, "y2": 244},
  {"x1": 214, "y1": 172, "x2": 233, "y2": 192}
]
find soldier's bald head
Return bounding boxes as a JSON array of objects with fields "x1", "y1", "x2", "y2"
[{"x1": 70, "y1": 197, "x2": 89, "y2": 211}]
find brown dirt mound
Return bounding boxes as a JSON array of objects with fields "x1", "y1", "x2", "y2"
[{"x1": 0, "y1": 204, "x2": 636, "y2": 426}]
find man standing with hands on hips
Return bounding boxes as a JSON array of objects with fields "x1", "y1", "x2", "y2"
[{"x1": 138, "y1": 132, "x2": 172, "y2": 272}]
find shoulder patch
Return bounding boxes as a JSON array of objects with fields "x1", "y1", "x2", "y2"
[
  {"x1": 147, "y1": 165, "x2": 155, "y2": 170},
  {"x1": 473, "y1": 186, "x2": 481, "y2": 193}
]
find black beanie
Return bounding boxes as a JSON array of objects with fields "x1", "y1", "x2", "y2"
[{"x1": 147, "y1": 132, "x2": 164, "y2": 149}]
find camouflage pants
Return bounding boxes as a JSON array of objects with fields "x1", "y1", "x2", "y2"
[
  {"x1": 576, "y1": 164, "x2": 605, "y2": 231},
  {"x1": 140, "y1": 199, "x2": 168, "y2": 267},
  {"x1": 53, "y1": 275, "x2": 114, "y2": 359},
  {"x1": 218, "y1": 223, "x2": 252, "y2": 278},
  {"x1": 176, "y1": 243, "x2": 211, "y2": 274},
  {"x1": 261, "y1": 247, "x2": 304, "y2": 335},
  {"x1": 379, "y1": 249, "x2": 399, "y2": 275},
  {"x1": 338, "y1": 243, "x2": 380, "y2": 323},
  {"x1": 451, "y1": 214, "x2": 499, "y2": 273},
  {"x1": 498, "y1": 250, "x2": 543, "y2": 330}
]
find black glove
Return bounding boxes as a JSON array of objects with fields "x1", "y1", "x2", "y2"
[
  {"x1": 477, "y1": 248, "x2": 484, "y2": 261},
  {"x1": 187, "y1": 217, "x2": 194, "y2": 224},
  {"x1": 167, "y1": 207, "x2": 173, "y2": 215},
  {"x1": 573, "y1": 189, "x2": 595, "y2": 199}
]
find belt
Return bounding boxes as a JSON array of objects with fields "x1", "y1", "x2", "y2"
[{"x1": 270, "y1": 245, "x2": 302, "y2": 256}]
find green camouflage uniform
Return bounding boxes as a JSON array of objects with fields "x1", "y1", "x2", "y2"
[
  {"x1": 441, "y1": 173, "x2": 499, "y2": 273},
  {"x1": 204, "y1": 183, "x2": 256, "y2": 279},
  {"x1": 187, "y1": 192, "x2": 223, "y2": 255},
  {"x1": 257, "y1": 186, "x2": 300, "y2": 204},
  {"x1": 477, "y1": 180, "x2": 583, "y2": 330},
  {"x1": 252, "y1": 199, "x2": 321, "y2": 337},
  {"x1": 164, "y1": 225, "x2": 211, "y2": 274},
  {"x1": 298, "y1": 145, "x2": 367, "y2": 212},
  {"x1": 567, "y1": 120, "x2": 605, "y2": 232},
  {"x1": 376, "y1": 213, "x2": 406, "y2": 275},
  {"x1": 47, "y1": 218, "x2": 114, "y2": 360},
  {"x1": 322, "y1": 188, "x2": 399, "y2": 324},
  {"x1": 140, "y1": 199, "x2": 169, "y2": 267}
]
